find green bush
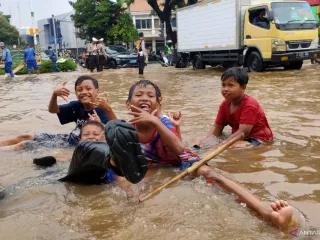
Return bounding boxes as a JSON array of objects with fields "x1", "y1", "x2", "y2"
[{"x1": 0, "y1": 59, "x2": 77, "y2": 75}]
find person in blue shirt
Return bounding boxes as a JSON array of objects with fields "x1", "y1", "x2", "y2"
[
  {"x1": 0, "y1": 42, "x2": 15, "y2": 79},
  {"x1": 0, "y1": 75, "x2": 117, "y2": 151},
  {"x1": 24, "y1": 44, "x2": 39, "y2": 75},
  {"x1": 48, "y1": 46, "x2": 61, "y2": 72}
]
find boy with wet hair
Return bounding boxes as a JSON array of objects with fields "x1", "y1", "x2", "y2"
[
  {"x1": 0, "y1": 75, "x2": 116, "y2": 151},
  {"x1": 125, "y1": 79, "x2": 295, "y2": 228},
  {"x1": 34, "y1": 119, "x2": 148, "y2": 186},
  {"x1": 193, "y1": 67, "x2": 273, "y2": 148}
]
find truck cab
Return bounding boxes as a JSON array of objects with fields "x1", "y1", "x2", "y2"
[{"x1": 244, "y1": 1, "x2": 319, "y2": 71}]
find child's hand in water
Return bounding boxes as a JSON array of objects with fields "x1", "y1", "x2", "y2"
[
  {"x1": 128, "y1": 105, "x2": 159, "y2": 125},
  {"x1": 168, "y1": 111, "x2": 182, "y2": 127},
  {"x1": 88, "y1": 109, "x2": 101, "y2": 122},
  {"x1": 53, "y1": 81, "x2": 69, "y2": 103},
  {"x1": 90, "y1": 92, "x2": 112, "y2": 111}
]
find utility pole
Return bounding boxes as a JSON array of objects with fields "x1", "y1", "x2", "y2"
[
  {"x1": 18, "y1": 2, "x2": 22, "y2": 28},
  {"x1": 52, "y1": 14, "x2": 58, "y2": 54},
  {"x1": 30, "y1": 0, "x2": 37, "y2": 45},
  {"x1": 164, "y1": 22, "x2": 167, "y2": 45}
]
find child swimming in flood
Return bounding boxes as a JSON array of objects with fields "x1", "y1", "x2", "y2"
[
  {"x1": 35, "y1": 120, "x2": 148, "y2": 188},
  {"x1": 123, "y1": 79, "x2": 294, "y2": 228},
  {"x1": 193, "y1": 67, "x2": 274, "y2": 148},
  {"x1": 0, "y1": 75, "x2": 116, "y2": 151}
]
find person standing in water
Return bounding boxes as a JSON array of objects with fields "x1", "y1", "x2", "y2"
[
  {"x1": 96, "y1": 38, "x2": 108, "y2": 72},
  {"x1": 24, "y1": 44, "x2": 39, "y2": 75},
  {"x1": 87, "y1": 37, "x2": 99, "y2": 73},
  {"x1": 48, "y1": 46, "x2": 61, "y2": 72},
  {"x1": 0, "y1": 42, "x2": 15, "y2": 79}
]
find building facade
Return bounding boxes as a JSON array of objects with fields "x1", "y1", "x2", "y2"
[
  {"x1": 37, "y1": 13, "x2": 86, "y2": 53},
  {"x1": 129, "y1": 0, "x2": 176, "y2": 52}
]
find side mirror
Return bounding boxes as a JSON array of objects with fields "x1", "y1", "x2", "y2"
[{"x1": 268, "y1": 11, "x2": 274, "y2": 22}]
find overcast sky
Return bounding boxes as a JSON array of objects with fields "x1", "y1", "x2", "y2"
[{"x1": 0, "y1": 0, "x2": 74, "y2": 28}]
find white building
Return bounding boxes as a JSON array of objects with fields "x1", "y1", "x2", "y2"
[
  {"x1": 129, "y1": 0, "x2": 177, "y2": 52},
  {"x1": 37, "y1": 13, "x2": 86, "y2": 54}
]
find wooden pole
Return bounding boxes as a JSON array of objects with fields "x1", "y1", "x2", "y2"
[{"x1": 139, "y1": 132, "x2": 244, "y2": 202}]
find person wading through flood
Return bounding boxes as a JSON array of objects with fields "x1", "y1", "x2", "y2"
[
  {"x1": 96, "y1": 38, "x2": 108, "y2": 72},
  {"x1": 87, "y1": 37, "x2": 99, "y2": 73},
  {"x1": 136, "y1": 32, "x2": 147, "y2": 75}
]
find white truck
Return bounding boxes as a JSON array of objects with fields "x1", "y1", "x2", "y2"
[{"x1": 176, "y1": 0, "x2": 320, "y2": 71}]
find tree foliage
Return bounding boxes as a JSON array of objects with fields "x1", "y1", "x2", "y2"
[
  {"x1": 70, "y1": 0, "x2": 138, "y2": 43},
  {"x1": 108, "y1": 13, "x2": 138, "y2": 43},
  {"x1": 0, "y1": 12, "x2": 19, "y2": 45}
]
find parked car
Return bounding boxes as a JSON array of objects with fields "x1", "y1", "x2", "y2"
[{"x1": 106, "y1": 45, "x2": 138, "y2": 68}]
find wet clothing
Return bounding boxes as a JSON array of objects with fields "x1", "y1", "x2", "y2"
[
  {"x1": 49, "y1": 49, "x2": 61, "y2": 72},
  {"x1": 59, "y1": 141, "x2": 115, "y2": 184},
  {"x1": 2, "y1": 48, "x2": 14, "y2": 78},
  {"x1": 4, "y1": 62, "x2": 14, "y2": 78},
  {"x1": 87, "y1": 43, "x2": 99, "y2": 72},
  {"x1": 24, "y1": 47, "x2": 38, "y2": 71},
  {"x1": 2, "y1": 48, "x2": 13, "y2": 63},
  {"x1": 137, "y1": 115, "x2": 200, "y2": 167},
  {"x1": 26, "y1": 60, "x2": 39, "y2": 72},
  {"x1": 215, "y1": 94, "x2": 274, "y2": 142},
  {"x1": 57, "y1": 100, "x2": 109, "y2": 144},
  {"x1": 24, "y1": 101, "x2": 109, "y2": 149},
  {"x1": 24, "y1": 47, "x2": 36, "y2": 61},
  {"x1": 137, "y1": 51, "x2": 145, "y2": 75}
]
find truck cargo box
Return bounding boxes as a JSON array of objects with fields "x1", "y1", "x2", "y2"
[{"x1": 177, "y1": 0, "x2": 241, "y2": 52}]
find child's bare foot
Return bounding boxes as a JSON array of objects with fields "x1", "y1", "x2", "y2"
[{"x1": 270, "y1": 200, "x2": 293, "y2": 228}]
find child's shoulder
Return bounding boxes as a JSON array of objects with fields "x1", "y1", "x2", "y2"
[{"x1": 243, "y1": 94, "x2": 260, "y2": 107}]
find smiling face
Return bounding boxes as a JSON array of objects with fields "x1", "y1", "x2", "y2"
[
  {"x1": 221, "y1": 77, "x2": 246, "y2": 101},
  {"x1": 128, "y1": 84, "x2": 161, "y2": 113},
  {"x1": 80, "y1": 124, "x2": 104, "y2": 142},
  {"x1": 75, "y1": 80, "x2": 99, "y2": 104}
]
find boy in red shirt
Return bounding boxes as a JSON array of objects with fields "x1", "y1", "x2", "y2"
[{"x1": 193, "y1": 67, "x2": 273, "y2": 148}]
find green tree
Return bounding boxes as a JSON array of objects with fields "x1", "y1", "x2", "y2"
[
  {"x1": 108, "y1": 12, "x2": 139, "y2": 43},
  {"x1": 0, "y1": 12, "x2": 19, "y2": 45},
  {"x1": 70, "y1": 0, "x2": 138, "y2": 43}
]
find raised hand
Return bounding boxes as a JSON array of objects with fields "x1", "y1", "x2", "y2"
[
  {"x1": 88, "y1": 109, "x2": 102, "y2": 122},
  {"x1": 53, "y1": 81, "x2": 69, "y2": 103},
  {"x1": 168, "y1": 111, "x2": 182, "y2": 127},
  {"x1": 128, "y1": 105, "x2": 158, "y2": 125},
  {"x1": 90, "y1": 91, "x2": 111, "y2": 111}
]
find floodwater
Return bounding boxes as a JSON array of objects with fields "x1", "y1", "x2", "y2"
[{"x1": 0, "y1": 64, "x2": 319, "y2": 240}]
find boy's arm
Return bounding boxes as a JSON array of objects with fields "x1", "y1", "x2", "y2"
[
  {"x1": 129, "y1": 106, "x2": 184, "y2": 155},
  {"x1": 48, "y1": 93, "x2": 60, "y2": 113},
  {"x1": 154, "y1": 118, "x2": 185, "y2": 154},
  {"x1": 90, "y1": 92, "x2": 117, "y2": 120},
  {"x1": 48, "y1": 82, "x2": 70, "y2": 113}
]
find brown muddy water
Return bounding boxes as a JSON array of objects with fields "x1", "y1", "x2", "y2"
[{"x1": 0, "y1": 64, "x2": 319, "y2": 240}]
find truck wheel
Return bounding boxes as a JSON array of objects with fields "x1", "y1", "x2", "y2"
[
  {"x1": 284, "y1": 61, "x2": 303, "y2": 70},
  {"x1": 247, "y1": 51, "x2": 264, "y2": 72},
  {"x1": 193, "y1": 55, "x2": 205, "y2": 70}
]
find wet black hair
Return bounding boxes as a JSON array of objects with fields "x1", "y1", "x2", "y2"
[
  {"x1": 221, "y1": 67, "x2": 249, "y2": 85},
  {"x1": 75, "y1": 75, "x2": 99, "y2": 89},
  {"x1": 80, "y1": 120, "x2": 105, "y2": 138},
  {"x1": 127, "y1": 80, "x2": 162, "y2": 103}
]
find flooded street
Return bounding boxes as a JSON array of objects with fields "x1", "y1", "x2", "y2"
[{"x1": 0, "y1": 64, "x2": 319, "y2": 239}]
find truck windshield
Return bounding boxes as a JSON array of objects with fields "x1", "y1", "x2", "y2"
[{"x1": 272, "y1": 2, "x2": 317, "y2": 29}]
